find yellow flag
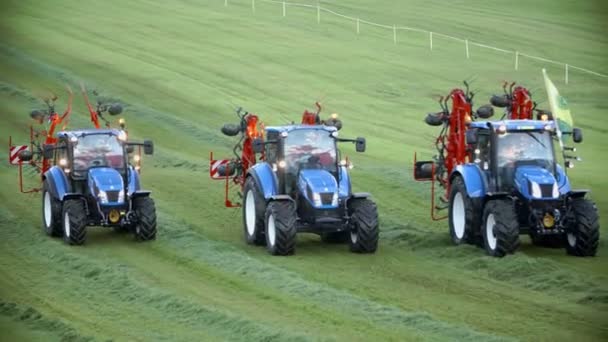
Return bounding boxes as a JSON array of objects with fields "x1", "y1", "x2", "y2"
[{"x1": 542, "y1": 69, "x2": 573, "y2": 133}]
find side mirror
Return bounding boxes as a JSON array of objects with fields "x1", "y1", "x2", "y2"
[
  {"x1": 490, "y1": 94, "x2": 511, "y2": 108},
  {"x1": 572, "y1": 128, "x2": 583, "y2": 143},
  {"x1": 143, "y1": 140, "x2": 154, "y2": 155},
  {"x1": 355, "y1": 137, "x2": 366, "y2": 153},
  {"x1": 108, "y1": 104, "x2": 123, "y2": 115},
  {"x1": 43, "y1": 144, "x2": 54, "y2": 160},
  {"x1": 252, "y1": 138, "x2": 264, "y2": 154},
  {"x1": 466, "y1": 129, "x2": 478, "y2": 145},
  {"x1": 414, "y1": 161, "x2": 434, "y2": 180},
  {"x1": 475, "y1": 105, "x2": 494, "y2": 119},
  {"x1": 126, "y1": 145, "x2": 135, "y2": 154},
  {"x1": 18, "y1": 150, "x2": 33, "y2": 162}
]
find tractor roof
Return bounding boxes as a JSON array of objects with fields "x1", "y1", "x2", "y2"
[
  {"x1": 265, "y1": 125, "x2": 338, "y2": 133},
  {"x1": 57, "y1": 128, "x2": 123, "y2": 139},
  {"x1": 469, "y1": 119, "x2": 555, "y2": 132}
]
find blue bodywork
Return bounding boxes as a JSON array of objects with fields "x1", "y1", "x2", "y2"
[
  {"x1": 452, "y1": 164, "x2": 486, "y2": 198},
  {"x1": 88, "y1": 168, "x2": 125, "y2": 206},
  {"x1": 248, "y1": 125, "x2": 354, "y2": 212}
]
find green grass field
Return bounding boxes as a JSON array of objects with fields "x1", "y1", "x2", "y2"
[{"x1": 1, "y1": 0, "x2": 607, "y2": 340}]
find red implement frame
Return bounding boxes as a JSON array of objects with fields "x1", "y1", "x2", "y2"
[{"x1": 210, "y1": 111, "x2": 264, "y2": 208}]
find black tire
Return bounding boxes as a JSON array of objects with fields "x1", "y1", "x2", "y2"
[
  {"x1": 242, "y1": 177, "x2": 266, "y2": 245},
  {"x1": 264, "y1": 201, "x2": 297, "y2": 256},
  {"x1": 490, "y1": 94, "x2": 511, "y2": 108},
  {"x1": 482, "y1": 200, "x2": 520, "y2": 257},
  {"x1": 349, "y1": 198, "x2": 379, "y2": 253},
  {"x1": 133, "y1": 197, "x2": 157, "y2": 241},
  {"x1": 424, "y1": 113, "x2": 445, "y2": 126},
  {"x1": 566, "y1": 198, "x2": 599, "y2": 257},
  {"x1": 42, "y1": 180, "x2": 62, "y2": 237},
  {"x1": 529, "y1": 234, "x2": 564, "y2": 248},
  {"x1": 448, "y1": 177, "x2": 480, "y2": 245},
  {"x1": 62, "y1": 199, "x2": 87, "y2": 245},
  {"x1": 321, "y1": 231, "x2": 349, "y2": 243}
]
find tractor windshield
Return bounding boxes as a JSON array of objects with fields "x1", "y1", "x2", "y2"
[
  {"x1": 496, "y1": 131, "x2": 555, "y2": 169},
  {"x1": 73, "y1": 134, "x2": 125, "y2": 171},
  {"x1": 284, "y1": 129, "x2": 337, "y2": 174}
]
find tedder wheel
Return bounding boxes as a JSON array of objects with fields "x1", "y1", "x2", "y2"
[
  {"x1": 348, "y1": 198, "x2": 379, "y2": 253},
  {"x1": 134, "y1": 197, "x2": 157, "y2": 241},
  {"x1": 264, "y1": 201, "x2": 297, "y2": 256},
  {"x1": 482, "y1": 200, "x2": 520, "y2": 257},
  {"x1": 62, "y1": 199, "x2": 87, "y2": 245},
  {"x1": 243, "y1": 177, "x2": 267, "y2": 245},
  {"x1": 321, "y1": 231, "x2": 349, "y2": 243},
  {"x1": 42, "y1": 180, "x2": 62, "y2": 237},
  {"x1": 448, "y1": 177, "x2": 481, "y2": 245},
  {"x1": 566, "y1": 198, "x2": 599, "y2": 257}
]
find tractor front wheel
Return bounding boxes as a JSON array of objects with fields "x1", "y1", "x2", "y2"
[
  {"x1": 448, "y1": 177, "x2": 480, "y2": 245},
  {"x1": 349, "y1": 198, "x2": 379, "y2": 253},
  {"x1": 243, "y1": 177, "x2": 266, "y2": 245},
  {"x1": 264, "y1": 201, "x2": 297, "y2": 256},
  {"x1": 42, "y1": 180, "x2": 62, "y2": 237},
  {"x1": 62, "y1": 199, "x2": 87, "y2": 245},
  {"x1": 482, "y1": 200, "x2": 520, "y2": 257},
  {"x1": 134, "y1": 197, "x2": 157, "y2": 241},
  {"x1": 566, "y1": 198, "x2": 599, "y2": 257}
]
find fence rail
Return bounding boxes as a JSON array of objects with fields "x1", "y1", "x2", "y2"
[{"x1": 231, "y1": 0, "x2": 608, "y2": 84}]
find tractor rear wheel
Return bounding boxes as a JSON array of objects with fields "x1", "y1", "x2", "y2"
[
  {"x1": 243, "y1": 177, "x2": 266, "y2": 245},
  {"x1": 349, "y1": 198, "x2": 379, "y2": 253},
  {"x1": 566, "y1": 198, "x2": 599, "y2": 257},
  {"x1": 42, "y1": 180, "x2": 62, "y2": 237},
  {"x1": 134, "y1": 197, "x2": 157, "y2": 241},
  {"x1": 482, "y1": 200, "x2": 520, "y2": 257},
  {"x1": 62, "y1": 199, "x2": 87, "y2": 245},
  {"x1": 264, "y1": 201, "x2": 297, "y2": 256},
  {"x1": 448, "y1": 177, "x2": 480, "y2": 245}
]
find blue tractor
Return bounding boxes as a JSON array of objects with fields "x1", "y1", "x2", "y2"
[
  {"x1": 426, "y1": 119, "x2": 599, "y2": 257},
  {"x1": 21, "y1": 129, "x2": 156, "y2": 245},
  {"x1": 244, "y1": 124, "x2": 379, "y2": 256}
]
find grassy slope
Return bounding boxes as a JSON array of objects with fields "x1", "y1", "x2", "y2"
[{"x1": 0, "y1": 0, "x2": 607, "y2": 341}]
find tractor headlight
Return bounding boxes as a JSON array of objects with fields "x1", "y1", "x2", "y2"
[
  {"x1": 278, "y1": 160, "x2": 287, "y2": 168},
  {"x1": 530, "y1": 181, "x2": 541, "y2": 198},
  {"x1": 98, "y1": 190, "x2": 108, "y2": 204},
  {"x1": 552, "y1": 182, "x2": 559, "y2": 198},
  {"x1": 118, "y1": 189, "x2": 125, "y2": 203},
  {"x1": 133, "y1": 154, "x2": 141, "y2": 162},
  {"x1": 332, "y1": 193, "x2": 338, "y2": 206},
  {"x1": 118, "y1": 130, "x2": 128, "y2": 142},
  {"x1": 59, "y1": 158, "x2": 68, "y2": 167},
  {"x1": 312, "y1": 192, "x2": 322, "y2": 207}
]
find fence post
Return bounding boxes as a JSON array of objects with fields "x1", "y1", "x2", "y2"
[
  {"x1": 252, "y1": 0, "x2": 255, "y2": 13},
  {"x1": 356, "y1": 18, "x2": 360, "y2": 34},
  {"x1": 283, "y1": 1, "x2": 286, "y2": 17},
  {"x1": 515, "y1": 51, "x2": 519, "y2": 71},
  {"x1": 465, "y1": 39, "x2": 469, "y2": 59},
  {"x1": 565, "y1": 64, "x2": 569, "y2": 84},
  {"x1": 393, "y1": 25, "x2": 397, "y2": 44},
  {"x1": 429, "y1": 32, "x2": 433, "y2": 50},
  {"x1": 317, "y1": 3, "x2": 320, "y2": 23}
]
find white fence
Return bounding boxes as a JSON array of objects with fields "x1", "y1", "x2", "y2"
[{"x1": 224, "y1": 0, "x2": 608, "y2": 84}]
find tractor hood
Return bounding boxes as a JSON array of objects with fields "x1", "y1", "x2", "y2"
[
  {"x1": 88, "y1": 167, "x2": 125, "y2": 204},
  {"x1": 298, "y1": 169, "x2": 339, "y2": 209},
  {"x1": 514, "y1": 166, "x2": 559, "y2": 200}
]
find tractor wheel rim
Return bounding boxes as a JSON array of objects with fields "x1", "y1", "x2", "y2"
[
  {"x1": 567, "y1": 233, "x2": 576, "y2": 247},
  {"x1": 452, "y1": 192, "x2": 465, "y2": 239},
  {"x1": 44, "y1": 192, "x2": 52, "y2": 228},
  {"x1": 64, "y1": 212, "x2": 71, "y2": 238},
  {"x1": 267, "y1": 214, "x2": 276, "y2": 247},
  {"x1": 350, "y1": 228, "x2": 358, "y2": 244},
  {"x1": 245, "y1": 191, "x2": 255, "y2": 236},
  {"x1": 485, "y1": 213, "x2": 497, "y2": 250}
]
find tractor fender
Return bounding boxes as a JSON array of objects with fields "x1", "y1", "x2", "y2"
[
  {"x1": 269, "y1": 194, "x2": 295, "y2": 203},
  {"x1": 338, "y1": 166, "x2": 351, "y2": 198},
  {"x1": 451, "y1": 164, "x2": 487, "y2": 198},
  {"x1": 567, "y1": 190, "x2": 589, "y2": 199},
  {"x1": 130, "y1": 191, "x2": 151, "y2": 199},
  {"x1": 63, "y1": 193, "x2": 86, "y2": 201},
  {"x1": 43, "y1": 166, "x2": 72, "y2": 201},
  {"x1": 555, "y1": 164, "x2": 571, "y2": 195},
  {"x1": 350, "y1": 192, "x2": 371, "y2": 199},
  {"x1": 128, "y1": 166, "x2": 141, "y2": 194},
  {"x1": 248, "y1": 163, "x2": 279, "y2": 200}
]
